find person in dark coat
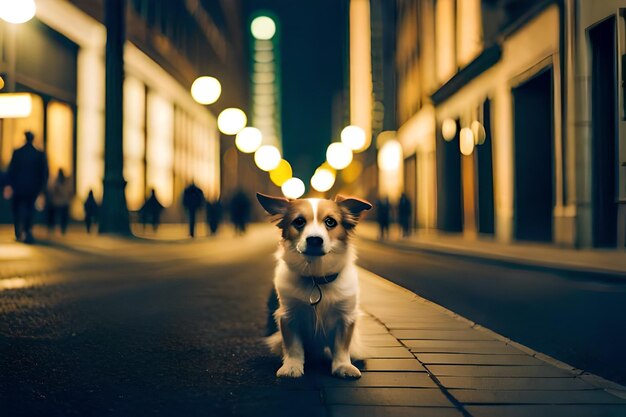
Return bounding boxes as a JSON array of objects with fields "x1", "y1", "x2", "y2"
[
  {"x1": 83, "y1": 190, "x2": 99, "y2": 233},
  {"x1": 398, "y1": 193, "x2": 412, "y2": 237},
  {"x1": 182, "y1": 182, "x2": 204, "y2": 237},
  {"x1": 375, "y1": 196, "x2": 391, "y2": 240},
  {"x1": 140, "y1": 189, "x2": 164, "y2": 232},
  {"x1": 229, "y1": 189, "x2": 251, "y2": 235},
  {"x1": 6, "y1": 131, "x2": 49, "y2": 243},
  {"x1": 205, "y1": 198, "x2": 223, "y2": 236}
]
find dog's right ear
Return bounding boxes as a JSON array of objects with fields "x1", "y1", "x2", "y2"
[{"x1": 256, "y1": 193, "x2": 290, "y2": 216}]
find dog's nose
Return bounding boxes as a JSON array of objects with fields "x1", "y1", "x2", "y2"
[{"x1": 306, "y1": 236, "x2": 324, "y2": 247}]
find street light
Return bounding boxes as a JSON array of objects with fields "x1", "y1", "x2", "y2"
[
  {"x1": 251, "y1": 16, "x2": 276, "y2": 40},
  {"x1": 442, "y1": 118, "x2": 457, "y2": 141},
  {"x1": 310, "y1": 167, "x2": 335, "y2": 192},
  {"x1": 341, "y1": 125, "x2": 367, "y2": 152},
  {"x1": 377, "y1": 139, "x2": 402, "y2": 171},
  {"x1": 235, "y1": 127, "x2": 262, "y2": 153},
  {"x1": 217, "y1": 108, "x2": 247, "y2": 135},
  {"x1": 269, "y1": 159, "x2": 292, "y2": 186},
  {"x1": 0, "y1": 0, "x2": 36, "y2": 24},
  {"x1": 326, "y1": 142, "x2": 353, "y2": 170},
  {"x1": 281, "y1": 177, "x2": 305, "y2": 199},
  {"x1": 190, "y1": 76, "x2": 221, "y2": 105},
  {"x1": 254, "y1": 145, "x2": 281, "y2": 171},
  {"x1": 459, "y1": 127, "x2": 475, "y2": 156}
]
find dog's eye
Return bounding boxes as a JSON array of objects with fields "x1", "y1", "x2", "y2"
[
  {"x1": 292, "y1": 217, "x2": 306, "y2": 229},
  {"x1": 324, "y1": 217, "x2": 337, "y2": 228}
]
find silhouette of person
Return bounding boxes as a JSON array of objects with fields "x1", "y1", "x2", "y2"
[
  {"x1": 375, "y1": 196, "x2": 391, "y2": 240},
  {"x1": 83, "y1": 190, "x2": 99, "y2": 233},
  {"x1": 46, "y1": 168, "x2": 74, "y2": 234},
  {"x1": 398, "y1": 193, "x2": 412, "y2": 237},
  {"x1": 6, "y1": 131, "x2": 49, "y2": 243},
  {"x1": 182, "y1": 182, "x2": 204, "y2": 237},
  {"x1": 230, "y1": 189, "x2": 251, "y2": 235},
  {"x1": 140, "y1": 189, "x2": 164, "y2": 232},
  {"x1": 206, "y1": 198, "x2": 223, "y2": 236}
]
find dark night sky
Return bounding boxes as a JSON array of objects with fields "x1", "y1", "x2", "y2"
[{"x1": 241, "y1": 0, "x2": 349, "y2": 182}]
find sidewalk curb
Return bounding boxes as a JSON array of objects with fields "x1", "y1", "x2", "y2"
[
  {"x1": 360, "y1": 267, "x2": 626, "y2": 398},
  {"x1": 358, "y1": 234, "x2": 626, "y2": 281}
]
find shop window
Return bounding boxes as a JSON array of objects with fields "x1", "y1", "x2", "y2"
[{"x1": 46, "y1": 100, "x2": 74, "y2": 179}]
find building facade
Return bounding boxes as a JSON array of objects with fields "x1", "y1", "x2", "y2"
[
  {"x1": 388, "y1": 0, "x2": 625, "y2": 248},
  {"x1": 0, "y1": 0, "x2": 248, "y2": 222}
]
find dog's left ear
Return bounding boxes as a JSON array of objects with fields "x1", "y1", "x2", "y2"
[
  {"x1": 335, "y1": 195, "x2": 372, "y2": 229},
  {"x1": 257, "y1": 193, "x2": 290, "y2": 216}
]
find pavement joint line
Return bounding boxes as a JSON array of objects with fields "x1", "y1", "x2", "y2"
[{"x1": 358, "y1": 266, "x2": 626, "y2": 399}]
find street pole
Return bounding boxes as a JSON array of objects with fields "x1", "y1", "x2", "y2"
[{"x1": 99, "y1": 0, "x2": 130, "y2": 235}]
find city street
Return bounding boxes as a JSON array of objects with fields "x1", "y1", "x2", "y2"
[{"x1": 1, "y1": 224, "x2": 626, "y2": 417}]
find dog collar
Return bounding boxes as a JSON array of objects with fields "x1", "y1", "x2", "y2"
[{"x1": 303, "y1": 273, "x2": 339, "y2": 306}]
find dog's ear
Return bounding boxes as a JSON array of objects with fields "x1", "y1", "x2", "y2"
[
  {"x1": 335, "y1": 195, "x2": 372, "y2": 229},
  {"x1": 257, "y1": 193, "x2": 290, "y2": 216}
]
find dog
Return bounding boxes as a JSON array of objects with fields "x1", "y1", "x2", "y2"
[{"x1": 257, "y1": 193, "x2": 372, "y2": 379}]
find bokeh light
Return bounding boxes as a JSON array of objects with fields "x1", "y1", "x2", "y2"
[
  {"x1": 254, "y1": 145, "x2": 281, "y2": 171},
  {"x1": 251, "y1": 16, "x2": 276, "y2": 40},
  {"x1": 269, "y1": 159, "x2": 292, "y2": 186},
  {"x1": 442, "y1": 118, "x2": 457, "y2": 141},
  {"x1": 471, "y1": 120, "x2": 486, "y2": 145},
  {"x1": 340, "y1": 125, "x2": 367, "y2": 151},
  {"x1": 310, "y1": 168, "x2": 336, "y2": 192},
  {"x1": 460, "y1": 127, "x2": 475, "y2": 156},
  {"x1": 235, "y1": 127, "x2": 262, "y2": 153},
  {"x1": 190, "y1": 76, "x2": 221, "y2": 105},
  {"x1": 281, "y1": 177, "x2": 305, "y2": 199},
  {"x1": 0, "y1": 0, "x2": 36, "y2": 24},
  {"x1": 377, "y1": 140, "x2": 402, "y2": 171},
  {"x1": 217, "y1": 108, "x2": 247, "y2": 135},
  {"x1": 341, "y1": 160, "x2": 362, "y2": 184},
  {"x1": 326, "y1": 142, "x2": 353, "y2": 170}
]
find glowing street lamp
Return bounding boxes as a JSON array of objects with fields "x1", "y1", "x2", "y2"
[
  {"x1": 191, "y1": 76, "x2": 221, "y2": 105},
  {"x1": 326, "y1": 142, "x2": 353, "y2": 170},
  {"x1": 235, "y1": 127, "x2": 262, "y2": 153},
  {"x1": 459, "y1": 127, "x2": 475, "y2": 156},
  {"x1": 340, "y1": 125, "x2": 367, "y2": 151},
  {"x1": 282, "y1": 177, "x2": 305, "y2": 199},
  {"x1": 217, "y1": 108, "x2": 247, "y2": 135},
  {"x1": 310, "y1": 168, "x2": 335, "y2": 192},
  {"x1": 0, "y1": 0, "x2": 36, "y2": 24},
  {"x1": 254, "y1": 145, "x2": 281, "y2": 171},
  {"x1": 269, "y1": 159, "x2": 292, "y2": 186},
  {"x1": 251, "y1": 16, "x2": 276, "y2": 40},
  {"x1": 442, "y1": 118, "x2": 457, "y2": 141},
  {"x1": 377, "y1": 140, "x2": 402, "y2": 171}
]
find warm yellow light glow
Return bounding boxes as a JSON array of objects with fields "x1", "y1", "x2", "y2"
[
  {"x1": 376, "y1": 130, "x2": 396, "y2": 148},
  {"x1": 235, "y1": 127, "x2": 263, "y2": 154},
  {"x1": 341, "y1": 160, "x2": 362, "y2": 184},
  {"x1": 217, "y1": 108, "x2": 247, "y2": 135},
  {"x1": 378, "y1": 140, "x2": 402, "y2": 171},
  {"x1": 326, "y1": 142, "x2": 353, "y2": 170},
  {"x1": 281, "y1": 177, "x2": 305, "y2": 199},
  {"x1": 254, "y1": 145, "x2": 281, "y2": 171},
  {"x1": 191, "y1": 76, "x2": 221, "y2": 105},
  {"x1": 269, "y1": 159, "x2": 292, "y2": 186},
  {"x1": 255, "y1": 50, "x2": 274, "y2": 63},
  {"x1": 460, "y1": 127, "x2": 475, "y2": 156},
  {"x1": 341, "y1": 125, "x2": 367, "y2": 151},
  {"x1": 471, "y1": 120, "x2": 486, "y2": 145},
  {"x1": 350, "y1": 0, "x2": 372, "y2": 143},
  {"x1": 310, "y1": 168, "x2": 336, "y2": 192},
  {"x1": 0, "y1": 75, "x2": 5, "y2": 90},
  {"x1": 0, "y1": 0, "x2": 36, "y2": 24},
  {"x1": 0, "y1": 93, "x2": 32, "y2": 118},
  {"x1": 442, "y1": 118, "x2": 457, "y2": 141},
  {"x1": 251, "y1": 16, "x2": 276, "y2": 40}
]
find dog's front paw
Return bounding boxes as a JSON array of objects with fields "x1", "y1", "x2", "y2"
[
  {"x1": 276, "y1": 362, "x2": 304, "y2": 378},
  {"x1": 332, "y1": 363, "x2": 361, "y2": 379}
]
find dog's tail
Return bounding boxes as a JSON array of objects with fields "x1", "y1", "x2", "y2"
[{"x1": 265, "y1": 331, "x2": 283, "y2": 356}]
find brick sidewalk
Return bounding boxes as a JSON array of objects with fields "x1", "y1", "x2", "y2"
[{"x1": 321, "y1": 268, "x2": 626, "y2": 417}]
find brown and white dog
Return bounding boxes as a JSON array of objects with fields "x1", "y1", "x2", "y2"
[{"x1": 257, "y1": 193, "x2": 372, "y2": 379}]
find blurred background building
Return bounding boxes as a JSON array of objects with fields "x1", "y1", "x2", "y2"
[
  {"x1": 0, "y1": 0, "x2": 251, "y2": 223},
  {"x1": 363, "y1": 0, "x2": 625, "y2": 249}
]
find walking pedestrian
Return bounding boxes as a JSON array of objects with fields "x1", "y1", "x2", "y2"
[
  {"x1": 182, "y1": 182, "x2": 204, "y2": 237},
  {"x1": 206, "y1": 197, "x2": 223, "y2": 236},
  {"x1": 398, "y1": 193, "x2": 412, "y2": 237},
  {"x1": 83, "y1": 189, "x2": 99, "y2": 233},
  {"x1": 5, "y1": 131, "x2": 49, "y2": 243},
  {"x1": 46, "y1": 168, "x2": 74, "y2": 234},
  {"x1": 375, "y1": 196, "x2": 391, "y2": 240},
  {"x1": 230, "y1": 189, "x2": 251, "y2": 235},
  {"x1": 140, "y1": 189, "x2": 164, "y2": 232}
]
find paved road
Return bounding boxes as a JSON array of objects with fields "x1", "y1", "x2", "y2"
[
  {"x1": 0, "y1": 229, "x2": 334, "y2": 417},
  {"x1": 355, "y1": 237, "x2": 626, "y2": 386}
]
